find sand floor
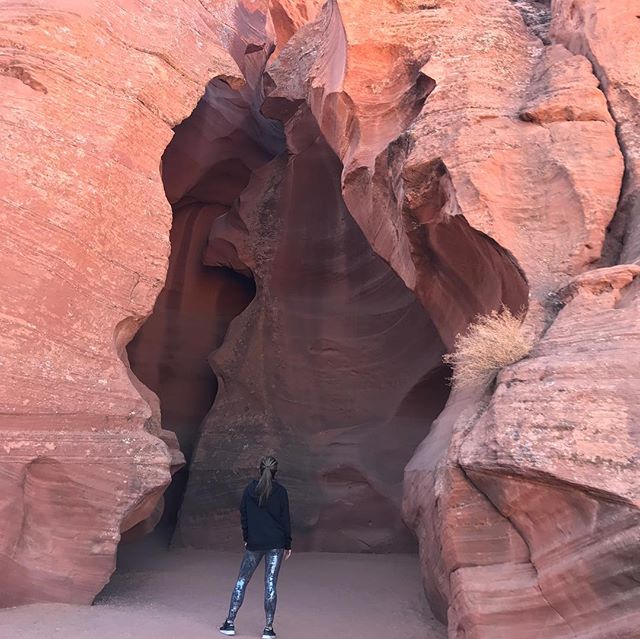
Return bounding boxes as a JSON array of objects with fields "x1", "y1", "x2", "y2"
[{"x1": 0, "y1": 539, "x2": 445, "y2": 639}]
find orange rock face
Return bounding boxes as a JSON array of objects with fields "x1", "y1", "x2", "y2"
[
  {"x1": 551, "y1": 0, "x2": 640, "y2": 264},
  {"x1": 1, "y1": 1, "x2": 639, "y2": 636},
  {"x1": 0, "y1": 0, "x2": 243, "y2": 605},
  {"x1": 457, "y1": 265, "x2": 640, "y2": 638},
  {"x1": 401, "y1": 2, "x2": 639, "y2": 637}
]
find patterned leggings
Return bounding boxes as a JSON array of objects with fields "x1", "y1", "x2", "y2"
[{"x1": 227, "y1": 549, "x2": 284, "y2": 626}]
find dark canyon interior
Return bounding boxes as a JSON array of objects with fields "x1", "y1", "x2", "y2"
[{"x1": 127, "y1": 26, "x2": 529, "y2": 554}]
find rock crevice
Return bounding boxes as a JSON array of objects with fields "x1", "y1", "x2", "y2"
[{"x1": 550, "y1": 0, "x2": 640, "y2": 265}]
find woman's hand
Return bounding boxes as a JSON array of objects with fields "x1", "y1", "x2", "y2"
[{"x1": 284, "y1": 549, "x2": 292, "y2": 560}]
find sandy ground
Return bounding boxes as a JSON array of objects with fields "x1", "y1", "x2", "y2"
[{"x1": 0, "y1": 537, "x2": 445, "y2": 639}]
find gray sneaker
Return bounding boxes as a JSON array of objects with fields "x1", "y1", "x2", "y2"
[
  {"x1": 262, "y1": 627, "x2": 276, "y2": 639},
  {"x1": 219, "y1": 620, "x2": 236, "y2": 636}
]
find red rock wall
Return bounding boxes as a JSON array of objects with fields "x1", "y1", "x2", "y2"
[
  {"x1": 2, "y1": 2, "x2": 639, "y2": 636},
  {"x1": 176, "y1": 107, "x2": 456, "y2": 551},
  {"x1": 125, "y1": 67, "x2": 276, "y2": 523},
  {"x1": 0, "y1": 0, "x2": 254, "y2": 607},
  {"x1": 126, "y1": 206, "x2": 255, "y2": 525},
  {"x1": 455, "y1": 265, "x2": 640, "y2": 637},
  {"x1": 174, "y1": 0, "x2": 529, "y2": 552},
  {"x1": 551, "y1": 0, "x2": 640, "y2": 264},
  {"x1": 401, "y1": 2, "x2": 640, "y2": 638}
]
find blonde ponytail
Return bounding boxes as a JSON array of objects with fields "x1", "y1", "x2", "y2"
[{"x1": 256, "y1": 456, "x2": 278, "y2": 506}]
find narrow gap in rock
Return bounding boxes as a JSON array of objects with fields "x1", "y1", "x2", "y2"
[
  {"x1": 508, "y1": 0, "x2": 552, "y2": 43},
  {"x1": 126, "y1": 62, "x2": 284, "y2": 539},
  {"x1": 173, "y1": 114, "x2": 455, "y2": 551},
  {"x1": 122, "y1": 73, "x2": 529, "y2": 560},
  {"x1": 116, "y1": 0, "x2": 529, "y2": 582}
]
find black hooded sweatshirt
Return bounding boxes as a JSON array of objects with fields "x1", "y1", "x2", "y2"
[{"x1": 240, "y1": 479, "x2": 292, "y2": 551}]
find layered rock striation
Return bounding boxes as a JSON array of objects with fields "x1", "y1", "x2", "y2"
[
  {"x1": 401, "y1": 2, "x2": 639, "y2": 638},
  {"x1": 1, "y1": 2, "x2": 638, "y2": 637},
  {"x1": 127, "y1": 7, "x2": 280, "y2": 525},
  {"x1": 0, "y1": 0, "x2": 244, "y2": 606},
  {"x1": 176, "y1": 0, "x2": 530, "y2": 553}
]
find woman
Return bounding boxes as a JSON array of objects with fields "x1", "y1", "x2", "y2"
[{"x1": 219, "y1": 456, "x2": 292, "y2": 639}]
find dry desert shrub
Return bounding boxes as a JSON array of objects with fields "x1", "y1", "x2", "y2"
[{"x1": 444, "y1": 308, "x2": 534, "y2": 390}]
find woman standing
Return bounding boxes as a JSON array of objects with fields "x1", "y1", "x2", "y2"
[{"x1": 219, "y1": 456, "x2": 292, "y2": 639}]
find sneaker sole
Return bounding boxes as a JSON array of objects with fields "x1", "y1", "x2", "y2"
[
  {"x1": 219, "y1": 631, "x2": 236, "y2": 636},
  {"x1": 262, "y1": 635, "x2": 275, "y2": 639}
]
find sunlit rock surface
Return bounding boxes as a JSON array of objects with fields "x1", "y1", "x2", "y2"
[
  {"x1": 1, "y1": 3, "x2": 638, "y2": 636},
  {"x1": 0, "y1": 0, "x2": 242, "y2": 606}
]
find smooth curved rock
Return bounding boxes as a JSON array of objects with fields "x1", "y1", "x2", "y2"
[
  {"x1": 404, "y1": 4, "x2": 623, "y2": 330},
  {"x1": 176, "y1": 104, "x2": 453, "y2": 551},
  {"x1": 0, "y1": 0, "x2": 244, "y2": 605},
  {"x1": 266, "y1": 0, "x2": 622, "y2": 338},
  {"x1": 126, "y1": 26, "x2": 279, "y2": 522},
  {"x1": 402, "y1": 1, "x2": 632, "y2": 637},
  {"x1": 268, "y1": 0, "x2": 324, "y2": 54},
  {"x1": 177, "y1": 0, "x2": 529, "y2": 552},
  {"x1": 457, "y1": 265, "x2": 640, "y2": 638}
]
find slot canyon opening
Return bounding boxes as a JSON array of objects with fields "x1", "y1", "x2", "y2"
[
  {"x1": 122, "y1": 20, "x2": 529, "y2": 562},
  {"x1": 126, "y1": 61, "x2": 283, "y2": 534},
  {"x1": 125, "y1": 70, "x2": 455, "y2": 551}
]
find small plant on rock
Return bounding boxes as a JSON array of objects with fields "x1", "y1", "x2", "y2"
[{"x1": 444, "y1": 307, "x2": 534, "y2": 390}]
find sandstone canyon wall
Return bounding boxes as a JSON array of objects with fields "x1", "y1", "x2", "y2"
[
  {"x1": 1, "y1": 1, "x2": 639, "y2": 638},
  {"x1": 402, "y1": 1, "x2": 640, "y2": 638},
  {"x1": 551, "y1": 0, "x2": 640, "y2": 264},
  {"x1": 174, "y1": 0, "x2": 529, "y2": 553},
  {"x1": 0, "y1": 0, "x2": 248, "y2": 605}
]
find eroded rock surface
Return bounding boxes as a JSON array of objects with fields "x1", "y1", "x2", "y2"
[
  {"x1": 551, "y1": 0, "x2": 640, "y2": 264},
  {"x1": 176, "y1": 0, "x2": 535, "y2": 553},
  {"x1": 1, "y1": 1, "x2": 639, "y2": 634},
  {"x1": 0, "y1": 0, "x2": 244, "y2": 606},
  {"x1": 457, "y1": 265, "x2": 640, "y2": 638},
  {"x1": 126, "y1": 16, "x2": 279, "y2": 524},
  {"x1": 400, "y1": 1, "x2": 638, "y2": 638},
  {"x1": 404, "y1": 1, "x2": 623, "y2": 336},
  {"x1": 177, "y1": 104, "x2": 452, "y2": 550}
]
